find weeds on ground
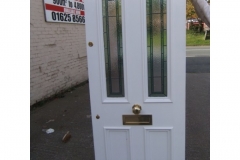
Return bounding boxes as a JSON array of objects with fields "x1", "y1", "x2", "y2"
[
  {"x1": 186, "y1": 30, "x2": 210, "y2": 46},
  {"x1": 186, "y1": 21, "x2": 210, "y2": 46}
]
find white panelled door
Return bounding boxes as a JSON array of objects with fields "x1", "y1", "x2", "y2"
[{"x1": 85, "y1": 0, "x2": 185, "y2": 160}]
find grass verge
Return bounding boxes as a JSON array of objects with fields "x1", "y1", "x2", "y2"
[{"x1": 186, "y1": 30, "x2": 210, "y2": 46}]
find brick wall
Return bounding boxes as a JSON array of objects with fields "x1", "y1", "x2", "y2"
[{"x1": 30, "y1": 0, "x2": 88, "y2": 105}]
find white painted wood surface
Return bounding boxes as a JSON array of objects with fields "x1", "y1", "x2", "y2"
[{"x1": 85, "y1": 0, "x2": 186, "y2": 159}]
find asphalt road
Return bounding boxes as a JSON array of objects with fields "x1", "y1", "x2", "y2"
[
  {"x1": 186, "y1": 46, "x2": 210, "y2": 73},
  {"x1": 186, "y1": 46, "x2": 210, "y2": 160}
]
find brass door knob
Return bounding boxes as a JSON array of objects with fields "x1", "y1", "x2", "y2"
[{"x1": 132, "y1": 104, "x2": 142, "y2": 115}]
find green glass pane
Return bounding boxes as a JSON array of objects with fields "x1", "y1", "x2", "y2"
[
  {"x1": 164, "y1": 13, "x2": 167, "y2": 29},
  {"x1": 147, "y1": 0, "x2": 167, "y2": 97},
  {"x1": 103, "y1": 17, "x2": 107, "y2": 32},
  {"x1": 103, "y1": 0, "x2": 124, "y2": 97}
]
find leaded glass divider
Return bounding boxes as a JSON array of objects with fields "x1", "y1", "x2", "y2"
[
  {"x1": 147, "y1": 0, "x2": 167, "y2": 97},
  {"x1": 102, "y1": 0, "x2": 124, "y2": 97}
]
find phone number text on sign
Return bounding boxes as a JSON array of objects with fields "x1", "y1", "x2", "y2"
[{"x1": 44, "y1": 0, "x2": 85, "y2": 24}]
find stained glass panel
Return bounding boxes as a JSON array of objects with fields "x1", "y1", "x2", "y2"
[
  {"x1": 103, "y1": 0, "x2": 124, "y2": 97},
  {"x1": 147, "y1": 0, "x2": 167, "y2": 97}
]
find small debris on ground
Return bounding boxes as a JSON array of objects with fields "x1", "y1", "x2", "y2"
[
  {"x1": 46, "y1": 119, "x2": 55, "y2": 123},
  {"x1": 62, "y1": 131, "x2": 71, "y2": 143},
  {"x1": 42, "y1": 128, "x2": 55, "y2": 134}
]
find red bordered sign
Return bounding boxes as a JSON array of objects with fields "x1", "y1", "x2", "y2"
[{"x1": 43, "y1": 0, "x2": 85, "y2": 24}]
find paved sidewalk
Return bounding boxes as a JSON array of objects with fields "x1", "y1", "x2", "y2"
[{"x1": 31, "y1": 73, "x2": 209, "y2": 160}]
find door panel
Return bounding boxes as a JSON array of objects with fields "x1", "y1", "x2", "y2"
[
  {"x1": 144, "y1": 128, "x2": 172, "y2": 160},
  {"x1": 85, "y1": 0, "x2": 185, "y2": 159},
  {"x1": 104, "y1": 127, "x2": 131, "y2": 160}
]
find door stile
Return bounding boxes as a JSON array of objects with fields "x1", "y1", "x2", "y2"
[
  {"x1": 168, "y1": 0, "x2": 186, "y2": 159},
  {"x1": 85, "y1": 1, "x2": 107, "y2": 159}
]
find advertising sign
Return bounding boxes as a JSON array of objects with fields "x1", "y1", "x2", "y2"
[{"x1": 43, "y1": 0, "x2": 85, "y2": 24}]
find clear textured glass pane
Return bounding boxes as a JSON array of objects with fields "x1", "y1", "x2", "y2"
[
  {"x1": 164, "y1": 29, "x2": 167, "y2": 46},
  {"x1": 163, "y1": 1, "x2": 167, "y2": 14},
  {"x1": 104, "y1": 33, "x2": 107, "y2": 48},
  {"x1": 147, "y1": 0, "x2": 167, "y2": 97},
  {"x1": 108, "y1": 1, "x2": 116, "y2": 16},
  {"x1": 103, "y1": 0, "x2": 124, "y2": 97},
  {"x1": 153, "y1": 77, "x2": 161, "y2": 92},
  {"x1": 111, "y1": 79, "x2": 120, "y2": 93},
  {"x1": 152, "y1": 0, "x2": 160, "y2": 13}
]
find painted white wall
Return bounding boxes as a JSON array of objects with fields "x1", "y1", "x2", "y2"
[{"x1": 30, "y1": 0, "x2": 88, "y2": 105}]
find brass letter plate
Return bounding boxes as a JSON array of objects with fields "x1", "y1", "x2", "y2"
[{"x1": 122, "y1": 115, "x2": 152, "y2": 125}]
